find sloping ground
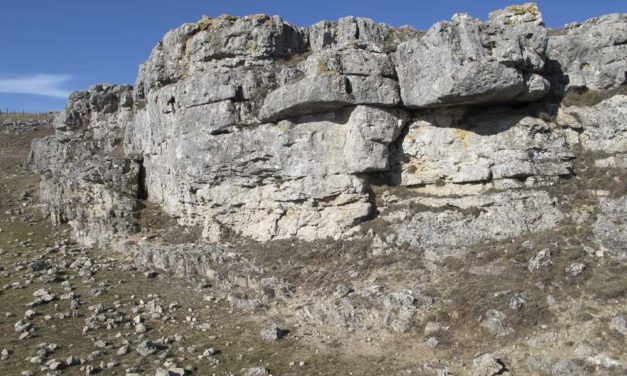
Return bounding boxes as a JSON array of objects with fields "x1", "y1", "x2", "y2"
[
  {"x1": 4, "y1": 119, "x2": 627, "y2": 375},
  {"x1": 131, "y1": 152, "x2": 627, "y2": 375},
  {"x1": 2, "y1": 124, "x2": 416, "y2": 376}
]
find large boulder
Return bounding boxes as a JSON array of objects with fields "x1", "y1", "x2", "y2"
[
  {"x1": 547, "y1": 14, "x2": 627, "y2": 93},
  {"x1": 394, "y1": 4, "x2": 550, "y2": 108},
  {"x1": 129, "y1": 104, "x2": 406, "y2": 242},
  {"x1": 399, "y1": 107, "x2": 574, "y2": 189},
  {"x1": 135, "y1": 14, "x2": 307, "y2": 96}
]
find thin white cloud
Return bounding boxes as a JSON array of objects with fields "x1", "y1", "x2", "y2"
[{"x1": 0, "y1": 73, "x2": 71, "y2": 98}]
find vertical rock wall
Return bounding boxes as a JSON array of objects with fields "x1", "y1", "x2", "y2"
[{"x1": 29, "y1": 5, "x2": 627, "y2": 255}]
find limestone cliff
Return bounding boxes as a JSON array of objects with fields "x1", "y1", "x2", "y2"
[{"x1": 28, "y1": 4, "x2": 626, "y2": 259}]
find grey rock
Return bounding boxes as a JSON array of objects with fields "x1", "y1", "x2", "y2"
[
  {"x1": 424, "y1": 321, "x2": 441, "y2": 336},
  {"x1": 258, "y1": 50, "x2": 401, "y2": 121},
  {"x1": 24, "y1": 6, "x2": 627, "y2": 260},
  {"x1": 588, "y1": 353, "x2": 624, "y2": 369},
  {"x1": 135, "y1": 14, "x2": 306, "y2": 96},
  {"x1": 387, "y1": 191, "x2": 563, "y2": 258},
  {"x1": 135, "y1": 323, "x2": 147, "y2": 334},
  {"x1": 425, "y1": 336, "x2": 439, "y2": 348},
  {"x1": 133, "y1": 243, "x2": 296, "y2": 312},
  {"x1": 399, "y1": 107, "x2": 574, "y2": 188},
  {"x1": 551, "y1": 359, "x2": 587, "y2": 376},
  {"x1": 202, "y1": 348, "x2": 217, "y2": 357},
  {"x1": 547, "y1": 14, "x2": 627, "y2": 93},
  {"x1": 47, "y1": 359, "x2": 64, "y2": 371},
  {"x1": 32, "y1": 289, "x2": 56, "y2": 303},
  {"x1": 333, "y1": 284, "x2": 354, "y2": 299},
  {"x1": 299, "y1": 287, "x2": 419, "y2": 332},
  {"x1": 66, "y1": 356, "x2": 80, "y2": 366},
  {"x1": 260, "y1": 324, "x2": 287, "y2": 342},
  {"x1": 611, "y1": 315, "x2": 627, "y2": 335},
  {"x1": 510, "y1": 294, "x2": 526, "y2": 311},
  {"x1": 594, "y1": 155, "x2": 627, "y2": 169},
  {"x1": 593, "y1": 196, "x2": 627, "y2": 258},
  {"x1": 473, "y1": 353, "x2": 506, "y2": 376},
  {"x1": 14, "y1": 320, "x2": 32, "y2": 333},
  {"x1": 528, "y1": 249, "x2": 553, "y2": 271},
  {"x1": 129, "y1": 104, "x2": 406, "y2": 242},
  {"x1": 94, "y1": 340, "x2": 107, "y2": 349},
  {"x1": 116, "y1": 345, "x2": 129, "y2": 356},
  {"x1": 480, "y1": 310, "x2": 514, "y2": 337},
  {"x1": 557, "y1": 96, "x2": 627, "y2": 154},
  {"x1": 565, "y1": 263, "x2": 586, "y2": 277},
  {"x1": 156, "y1": 368, "x2": 186, "y2": 376},
  {"x1": 395, "y1": 4, "x2": 548, "y2": 108},
  {"x1": 307, "y1": 16, "x2": 410, "y2": 53},
  {"x1": 27, "y1": 85, "x2": 140, "y2": 250},
  {"x1": 136, "y1": 340, "x2": 157, "y2": 356},
  {"x1": 573, "y1": 343, "x2": 596, "y2": 358},
  {"x1": 242, "y1": 367, "x2": 270, "y2": 376}
]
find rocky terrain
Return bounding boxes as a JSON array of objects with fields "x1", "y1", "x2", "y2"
[
  {"x1": 1, "y1": 3, "x2": 626, "y2": 375},
  {"x1": 1, "y1": 114, "x2": 53, "y2": 135}
]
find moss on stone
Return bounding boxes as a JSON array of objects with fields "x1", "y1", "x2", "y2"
[{"x1": 506, "y1": 3, "x2": 539, "y2": 16}]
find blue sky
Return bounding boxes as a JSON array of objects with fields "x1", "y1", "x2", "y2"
[{"x1": 1, "y1": 0, "x2": 625, "y2": 112}]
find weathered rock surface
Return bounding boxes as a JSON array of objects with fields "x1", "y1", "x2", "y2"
[
  {"x1": 593, "y1": 196, "x2": 627, "y2": 258},
  {"x1": 395, "y1": 4, "x2": 549, "y2": 108},
  {"x1": 130, "y1": 105, "x2": 406, "y2": 242},
  {"x1": 473, "y1": 353, "x2": 506, "y2": 376},
  {"x1": 398, "y1": 107, "x2": 574, "y2": 188},
  {"x1": 381, "y1": 190, "x2": 564, "y2": 258},
  {"x1": 28, "y1": 4, "x2": 627, "y2": 257},
  {"x1": 27, "y1": 85, "x2": 140, "y2": 249},
  {"x1": 556, "y1": 95, "x2": 627, "y2": 154},
  {"x1": 547, "y1": 14, "x2": 627, "y2": 93}
]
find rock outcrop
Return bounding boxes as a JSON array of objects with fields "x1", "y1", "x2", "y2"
[
  {"x1": 594, "y1": 196, "x2": 627, "y2": 258},
  {"x1": 28, "y1": 4, "x2": 627, "y2": 257},
  {"x1": 395, "y1": 4, "x2": 549, "y2": 108},
  {"x1": 28, "y1": 85, "x2": 141, "y2": 249},
  {"x1": 547, "y1": 13, "x2": 627, "y2": 93}
]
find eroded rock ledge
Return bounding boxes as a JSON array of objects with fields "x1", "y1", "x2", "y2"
[{"x1": 28, "y1": 4, "x2": 626, "y2": 258}]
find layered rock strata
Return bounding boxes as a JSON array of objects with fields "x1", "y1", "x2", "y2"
[{"x1": 29, "y1": 5, "x2": 627, "y2": 258}]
